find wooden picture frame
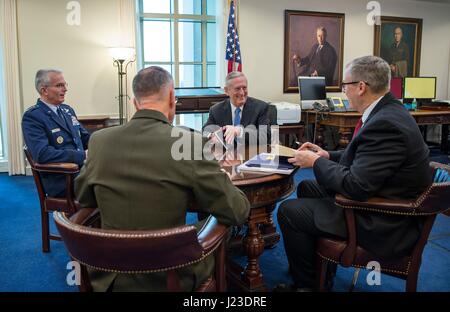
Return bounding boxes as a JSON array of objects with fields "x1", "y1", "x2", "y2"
[
  {"x1": 284, "y1": 10, "x2": 345, "y2": 93},
  {"x1": 374, "y1": 16, "x2": 422, "y2": 77}
]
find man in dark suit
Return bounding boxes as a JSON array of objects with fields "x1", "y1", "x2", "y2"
[
  {"x1": 75, "y1": 66, "x2": 250, "y2": 291},
  {"x1": 277, "y1": 55, "x2": 431, "y2": 291},
  {"x1": 203, "y1": 72, "x2": 270, "y2": 147},
  {"x1": 292, "y1": 26, "x2": 337, "y2": 86},
  {"x1": 22, "y1": 69, "x2": 90, "y2": 197}
]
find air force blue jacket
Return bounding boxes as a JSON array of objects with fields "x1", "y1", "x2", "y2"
[{"x1": 22, "y1": 99, "x2": 90, "y2": 196}]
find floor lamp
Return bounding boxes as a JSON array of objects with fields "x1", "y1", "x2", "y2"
[{"x1": 109, "y1": 47, "x2": 135, "y2": 125}]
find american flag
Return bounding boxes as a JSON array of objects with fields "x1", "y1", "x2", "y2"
[{"x1": 225, "y1": 0, "x2": 242, "y2": 73}]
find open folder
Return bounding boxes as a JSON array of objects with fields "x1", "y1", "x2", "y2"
[
  {"x1": 238, "y1": 152, "x2": 296, "y2": 175},
  {"x1": 271, "y1": 144, "x2": 297, "y2": 157}
]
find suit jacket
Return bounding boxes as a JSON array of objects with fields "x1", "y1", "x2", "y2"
[
  {"x1": 203, "y1": 97, "x2": 271, "y2": 145},
  {"x1": 22, "y1": 99, "x2": 90, "y2": 197},
  {"x1": 75, "y1": 109, "x2": 250, "y2": 291},
  {"x1": 312, "y1": 93, "x2": 431, "y2": 257},
  {"x1": 300, "y1": 41, "x2": 337, "y2": 85}
]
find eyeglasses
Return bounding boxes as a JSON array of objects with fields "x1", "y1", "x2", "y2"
[
  {"x1": 48, "y1": 83, "x2": 68, "y2": 89},
  {"x1": 341, "y1": 80, "x2": 369, "y2": 91}
]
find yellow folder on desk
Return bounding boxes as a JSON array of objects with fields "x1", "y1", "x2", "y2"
[{"x1": 271, "y1": 144, "x2": 297, "y2": 158}]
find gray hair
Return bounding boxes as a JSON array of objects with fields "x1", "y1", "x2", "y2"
[
  {"x1": 345, "y1": 55, "x2": 391, "y2": 94},
  {"x1": 316, "y1": 26, "x2": 327, "y2": 36},
  {"x1": 225, "y1": 71, "x2": 246, "y2": 87},
  {"x1": 132, "y1": 66, "x2": 173, "y2": 101},
  {"x1": 35, "y1": 69, "x2": 62, "y2": 93}
]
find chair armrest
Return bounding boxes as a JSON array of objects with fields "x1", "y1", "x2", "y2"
[
  {"x1": 335, "y1": 194, "x2": 417, "y2": 215},
  {"x1": 69, "y1": 208, "x2": 100, "y2": 226},
  {"x1": 430, "y1": 161, "x2": 450, "y2": 172},
  {"x1": 34, "y1": 162, "x2": 79, "y2": 174},
  {"x1": 197, "y1": 216, "x2": 229, "y2": 254}
]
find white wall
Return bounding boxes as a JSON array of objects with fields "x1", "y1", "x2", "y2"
[
  {"x1": 17, "y1": 0, "x2": 136, "y2": 117},
  {"x1": 239, "y1": 0, "x2": 450, "y2": 103},
  {"x1": 14, "y1": 0, "x2": 450, "y2": 117}
]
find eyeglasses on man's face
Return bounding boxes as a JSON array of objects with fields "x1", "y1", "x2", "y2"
[
  {"x1": 341, "y1": 80, "x2": 370, "y2": 91},
  {"x1": 48, "y1": 83, "x2": 68, "y2": 89}
]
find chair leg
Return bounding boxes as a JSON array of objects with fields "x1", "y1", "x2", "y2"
[
  {"x1": 406, "y1": 270, "x2": 418, "y2": 292},
  {"x1": 41, "y1": 210, "x2": 50, "y2": 253},
  {"x1": 316, "y1": 256, "x2": 328, "y2": 292},
  {"x1": 349, "y1": 268, "x2": 360, "y2": 292}
]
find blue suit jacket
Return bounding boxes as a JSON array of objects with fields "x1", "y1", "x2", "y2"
[{"x1": 22, "y1": 99, "x2": 90, "y2": 196}]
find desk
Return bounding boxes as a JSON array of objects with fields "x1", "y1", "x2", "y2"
[
  {"x1": 278, "y1": 124, "x2": 305, "y2": 147},
  {"x1": 78, "y1": 115, "x2": 111, "y2": 133},
  {"x1": 219, "y1": 147, "x2": 297, "y2": 291},
  {"x1": 302, "y1": 109, "x2": 450, "y2": 152},
  {"x1": 175, "y1": 88, "x2": 228, "y2": 113}
]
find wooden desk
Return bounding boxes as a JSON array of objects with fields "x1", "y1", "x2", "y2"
[
  {"x1": 175, "y1": 88, "x2": 228, "y2": 113},
  {"x1": 278, "y1": 124, "x2": 305, "y2": 147},
  {"x1": 219, "y1": 147, "x2": 297, "y2": 291},
  {"x1": 302, "y1": 109, "x2": 450, "y2": 152},
  {"x1": 78, "y1": 115, "x2": 111, "y2": 133}
]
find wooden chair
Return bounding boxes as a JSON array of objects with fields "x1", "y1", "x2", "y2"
[
  {"x1": 24, "y1": 146, "x2": 80, "y2": 252},
  {"x1": 316, "y1": 162, "x2": 450, "y2": 292},
  {"x1": 54, "y1": 208, "x2": 230, "y2": 292}
]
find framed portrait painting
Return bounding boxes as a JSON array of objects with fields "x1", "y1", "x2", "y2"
[
  {"x1": 284, "y1": 10, "x2": 345, "y2": 93},
  {"x1": 374, "y1": 16, "x2": 422, "y2": 77}
]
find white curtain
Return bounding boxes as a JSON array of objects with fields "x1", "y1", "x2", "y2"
[{"x1": 1, "y1": 0, "x2": 25, "y2": 175}]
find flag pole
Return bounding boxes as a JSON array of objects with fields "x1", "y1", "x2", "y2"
[{"x1": 232, "y1": 0, "x2": 237, "y2": 72}]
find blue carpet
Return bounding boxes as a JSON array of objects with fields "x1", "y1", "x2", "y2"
[{"x1": 1, "y1": 158, "x2": 449, "y2": 292}]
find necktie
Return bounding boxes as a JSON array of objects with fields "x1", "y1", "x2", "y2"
[
  {"x1": 315, "y1": 45, "x2": 322, "y2": 54},
  {"x1": 57, "y1": 106, "x2": 68, "y2": 128},
  {"x1": 234, "y1": 107, "x2": 241, "y2": 126},
  {"x1": 352, "y1": 118, "x2": 363, "y2": 139},
  {"x1": 57, "y1": 106, "x2": 64, "y2": 119}
]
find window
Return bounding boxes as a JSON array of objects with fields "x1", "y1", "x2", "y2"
[{"x1": 138, "y1": 0, "x2": 218, "y2": 88}]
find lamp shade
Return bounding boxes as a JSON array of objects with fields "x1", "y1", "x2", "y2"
[{"x1": 109, "y1": 47, "x2": 135, "y2": 61}]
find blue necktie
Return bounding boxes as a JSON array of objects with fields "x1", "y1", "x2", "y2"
[
  {"x1": 57, "y1": 107, "x2": 68, "y2": 128},
  {"x1": 234, "y1": 107, "x2": 241, "y2": 126},
  {"x1": 57, "y1": 106, "x2": 64, "y2": 119}
]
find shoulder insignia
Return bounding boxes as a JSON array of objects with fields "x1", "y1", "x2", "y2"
[{"x1": 25, "y1": 105, "x2": 39, "y2": 113}]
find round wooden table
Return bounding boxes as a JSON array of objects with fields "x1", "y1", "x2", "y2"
[{"x1": 219, "y1": 147, "x2": 297, "y2": 291}]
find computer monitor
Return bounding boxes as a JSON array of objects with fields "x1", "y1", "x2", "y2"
[
  {"x1": 298, "y1": 76, "x2": 327, "y2": 110},
  {"x1": 390, "y1": 77, "x2": 403, "y2": 100},
  {"x1": 403, "y1": 77, "x2": 436, "y2": 105}
]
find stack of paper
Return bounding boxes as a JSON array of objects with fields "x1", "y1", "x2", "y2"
[{"x1": 238, "y1": 152, "x2": 296, "y2": 175}]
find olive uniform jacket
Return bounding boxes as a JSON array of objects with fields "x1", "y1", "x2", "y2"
[{"x1": 75, "y1": 109, "x2": 250, "y2": 291}]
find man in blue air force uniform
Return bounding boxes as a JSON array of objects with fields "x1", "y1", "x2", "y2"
[{"x1": 22, "y1": 69, "x2": 90, "y2": 197}]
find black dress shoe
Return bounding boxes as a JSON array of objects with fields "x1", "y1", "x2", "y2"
[{"x1": 273, "y1": 283, "x2": 314, "y2": 292}]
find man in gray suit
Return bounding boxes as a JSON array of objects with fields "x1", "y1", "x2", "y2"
[
  {"x1": 277, "y1": 55, "x2": 431, "y2": 291},
  {"x1": 203, "y1": 72, "x2": 271, "y2": 147},
  {"x1": 75, "y1": 66, "x2": 250, "y2": 291}
]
